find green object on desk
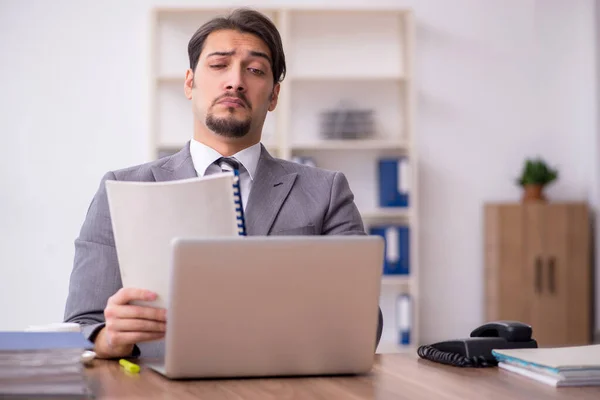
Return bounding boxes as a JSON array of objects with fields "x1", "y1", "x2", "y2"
[{"x1": 119, "y1": 359, "x2": 140, "y2": 374}]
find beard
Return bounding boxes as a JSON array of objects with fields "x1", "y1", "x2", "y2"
[
  {"x1": 205, "y1": 91, "x2": 253, "y2": 138},
  {"x1": 205, "y1": 112, "x2": 252, "y2": 138}
]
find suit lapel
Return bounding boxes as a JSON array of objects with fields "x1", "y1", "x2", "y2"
[
  {"x1": 150, "y1": 141, "x2": 198, "y2": 182},
  {"x1": 246, "y1": 146, "x2": 297, "y2": 236}
]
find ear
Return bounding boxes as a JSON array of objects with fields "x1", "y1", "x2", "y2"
[
  {"x1": 184, "y1": 69, "x2": 194, "y2": 100},
  {"x1": 268, "y1": 83, "x2": 280, "y2": 112}
]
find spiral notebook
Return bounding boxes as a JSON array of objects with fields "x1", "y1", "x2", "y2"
[{"x1": 105, "y1": 172, "x2": 246, "y2": 309}]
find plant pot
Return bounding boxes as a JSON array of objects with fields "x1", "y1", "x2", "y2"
[{"x1": 522, "y1": 184, "x2": 546, "y2": 202}]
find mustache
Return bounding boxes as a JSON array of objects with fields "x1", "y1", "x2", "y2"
[{"x1": 212, "y1": 92, "x2": 252, "y2": 109}]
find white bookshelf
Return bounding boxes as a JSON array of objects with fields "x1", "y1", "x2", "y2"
[
  {"x1": 150, "y1": 7, "x2": 419, "y2": 354},
  {"x1": 291, "y1": 139, "x2": 408, "y2": 151}
]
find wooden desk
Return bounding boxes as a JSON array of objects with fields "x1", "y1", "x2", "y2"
[{"x1": 85, "y1": 354, "x2": 600, "y2": 399}]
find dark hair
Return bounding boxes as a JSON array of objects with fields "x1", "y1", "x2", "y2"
[{"x1": 188, "y1": 8, "x2": 286, "y2": 84}]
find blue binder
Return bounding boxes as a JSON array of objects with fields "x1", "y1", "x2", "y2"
[
  {"x1": 369, "y1": 225, "x2": 410, "y2": 275},
  {"x1": 378, "y1": 157, "x2": 409, "y2": 207},
  {"x1": 291, "y1": 156, "x2": 316, "y2": 167},
  {"x1": 396, "y1": 294, "x2": 412, "y2": 345}
]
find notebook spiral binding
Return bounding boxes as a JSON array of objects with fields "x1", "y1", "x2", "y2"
[{"x1": 231, "y1": 170, "x2": 247, "y2": 236}]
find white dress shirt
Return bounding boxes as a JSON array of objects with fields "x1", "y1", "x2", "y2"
[{"x1": 189, "y1": 139, "x2": 261, "y2": 211}]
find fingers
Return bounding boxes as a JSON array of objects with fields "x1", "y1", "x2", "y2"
[
  {"x1": 106, "y1": 318, "x2": 165, "y2": 333},
  {"x1": 105, "y1": 304, "x2": 167, "y2": 322},
  {"x1": 106, "y1": 331, "x2": 165, "y2": 347},
  {"x1": 108, "y1": 288, "x2": 157, "y2": 306},
  {"x1": 102, "y1": 288, "x2": 167, "y2": 352}
]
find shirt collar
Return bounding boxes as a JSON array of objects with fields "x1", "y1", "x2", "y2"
[{"x1": 189, "y1": 139, "x2": 261, "y2": 181}]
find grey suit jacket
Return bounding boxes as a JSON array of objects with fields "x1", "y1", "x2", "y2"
[{"x1": 64, "y1": 142, "x2": 383, "y2": 357}]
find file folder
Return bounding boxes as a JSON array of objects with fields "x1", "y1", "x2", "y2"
[
  {"x1": 369, "y1": 225, "x2": 409, "y2": 275},
  {"x1": 378, "y1": 157, "x2": 409, "y2": 208}
]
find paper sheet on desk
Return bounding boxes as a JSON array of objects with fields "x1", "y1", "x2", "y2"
[{"x1": 105, "y1": 173, "x2": 240, "y2": 309}]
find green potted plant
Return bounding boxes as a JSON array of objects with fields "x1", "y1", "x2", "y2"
[{"x1": 516, "y1": 157, "x2": 558, "y2": 202}]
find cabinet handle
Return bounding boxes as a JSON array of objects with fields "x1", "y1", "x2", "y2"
[
  {"x1": 548, "y1": 256, "x2": 556, "y2": 294},
  {"x1": 535, "y1": 257, "x2": 543, "y2": 293}
]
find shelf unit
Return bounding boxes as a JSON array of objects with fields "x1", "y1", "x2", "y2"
[
  {"x1": 150, "y1": 7, "x2": 418, "y2": 354},
  {"x1": 291, "y1": 139, "x2": 408, "y2": 151}
]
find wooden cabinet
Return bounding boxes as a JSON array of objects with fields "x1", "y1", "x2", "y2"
[{"x1": 484, "y1": 202, "x2": 592, "y2": 347}]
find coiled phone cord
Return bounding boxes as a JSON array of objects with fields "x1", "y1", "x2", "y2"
[{"x1": 417, "y1": 345, "x2": 498, "y2": 368}]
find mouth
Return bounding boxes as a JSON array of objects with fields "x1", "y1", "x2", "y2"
[{"x1": 217, "y1": 97, "x2": 247, "y2": 108}]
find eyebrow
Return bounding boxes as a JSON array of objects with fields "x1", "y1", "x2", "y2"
[
  {"x1": 206, "y1": 50, "x2": 272, "y2": 64},
  {"x1": 249, "y1": 51, "x2": 271, "y2": 64}
]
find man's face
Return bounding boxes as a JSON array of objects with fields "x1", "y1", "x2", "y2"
[{"x1": 185, "y1": 29, "x2": 280, "y2": 140}]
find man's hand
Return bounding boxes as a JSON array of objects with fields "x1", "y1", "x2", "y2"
[{"x1": 94, "y1": 288, "x2": 166, "y2": 359}]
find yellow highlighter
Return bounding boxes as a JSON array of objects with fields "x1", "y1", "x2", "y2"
[{"x1": 119, "y1": 359, "x2": 140, "y2": 374}]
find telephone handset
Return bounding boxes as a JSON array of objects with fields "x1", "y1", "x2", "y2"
[{"x1": 417, "y1": 321, "x2": 538, "y2": 368}]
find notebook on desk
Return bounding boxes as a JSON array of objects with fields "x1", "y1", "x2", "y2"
[
  {"x1": 0, "y1": 332, "x2": 93, "y2": 397},
  {"x1": 492, "y1": 345, "x2": 600, "y2": 387}
]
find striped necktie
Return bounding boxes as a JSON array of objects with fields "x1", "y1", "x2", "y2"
[{"x1": 217, "y1": 157, "x2": 247, "y2": 236}]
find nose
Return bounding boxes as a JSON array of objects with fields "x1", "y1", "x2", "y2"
[{"x1": 224, "y1": 66, "x2": 246, "y2": 93}]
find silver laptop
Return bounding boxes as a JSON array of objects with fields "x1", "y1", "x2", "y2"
[{"x1": 147, "y1": 235, "x2": 384, "y2": 379}]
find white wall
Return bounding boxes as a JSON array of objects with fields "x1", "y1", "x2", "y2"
[
  {"x1": 533, "y1": 0, "x2": 599, "y2": 339},
  {"x1": 0, "y1": 0, "x2": 598, "y2": 343},
  {"x1": 595, "y1": 0, "x2": 600, "y2": 341},
  {"x1": 0, "y1": 0, "x2": 150, "y2": 330}
]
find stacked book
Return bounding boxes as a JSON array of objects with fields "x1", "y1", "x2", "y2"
[
  {"x1": 0, "y1": 331, "x2": 93, "y2": 398},
  {"x1": 493, "y1": 344, "x2": 600, "y2": 387}
]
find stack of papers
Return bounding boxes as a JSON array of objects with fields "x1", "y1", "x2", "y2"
[
  {"x1": 105, "y1": 173, "x2": 241, "y2": 309},
  {"x1": 492, "y1": 344, "x2": 600, "y2": 387},
  {"x1": 0, "y1": 332, "x2": 93, "y2": 397}
]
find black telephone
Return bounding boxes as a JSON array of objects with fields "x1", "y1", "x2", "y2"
[{"x1": 417, "y1": 321, "x2": 538, "y2": 368}]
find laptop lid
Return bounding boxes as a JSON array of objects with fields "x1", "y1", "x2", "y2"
[{"x1": 161, "y1": 235, "x2": 384, "y2": 379}]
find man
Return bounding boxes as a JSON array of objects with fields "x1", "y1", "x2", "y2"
[{"x1": 64, "y1": 8, "x2": 383, "y2": 359}]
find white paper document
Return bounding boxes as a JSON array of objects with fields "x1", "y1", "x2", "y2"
[{"x1": 105, "y1": 173, "x2": 241, "y2": 308}]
